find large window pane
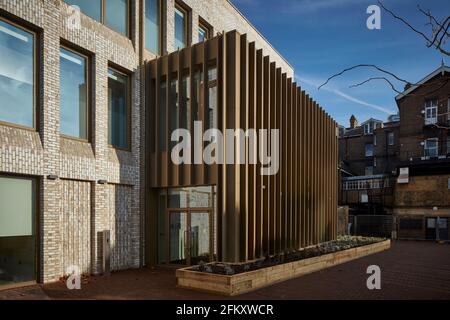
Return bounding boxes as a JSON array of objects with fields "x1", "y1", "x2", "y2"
[
  {"x1": 0, "y1": 19, "x2": 34, "y2": 128},
  {"x1": 66, "y1": 0, "x2": 101, "y2": 21},
  {"x1": 198, "y1": 25, "x2": 207, "y2": 43},
  {"x1": 60, "y1": 47, "x2": 88, "y2": 139},
  {"x1": 174, "y1": 6, "x2": 187, "y2": 49},
  {"x1": 105, "y1": 0, "x2": 128, "y2": 35},
  {"x1": 145, "y1": 0, "x2": 160, "y2": 53},
  {"x1": 108, "y1": 68, "x2": 129, "y2": 149},
  {"x1": 0, "y1": 176, "x2": 36, "y2": 285}
]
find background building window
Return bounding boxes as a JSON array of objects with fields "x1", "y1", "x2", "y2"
[
  {"x1": 60, "y1": 47, "x2": 88, "y2": 140},
  {"x1": 447, "y1": 137, "x2": 450, "y2": 155},
  {"x1": 388, "y1": 132, "x2": 395, "y2": 145},
  {"x1": 0, "y1": 19, "x2": 35, "y2": 128},
  {"x1": 105, "y1": 0, "x2": 128, "y2": 36},
  {"x1": 424, "y1": 99, "x2": 437, "y2": 125},
  {"x1": 66, "y1": 0, "x2": 128, "y2": 36},
  {"x1": 365, "y1": 143, "x2": 373, "y2": 157},
  {"x1": 365, "y1": 166, "x2": 374, "y2": 176},
  {"x1": 424, "y1": 138, "x2": 438, "y2": 157},
  {"x1": 66, "y1": 0, "x2": 102, "y2": 22},
  {"x1": 108, "y1": 68, "x2": 129, "y2": 149},
  {"x1": 145, "y1": 0, "x2": 160, "y2": 54},
  {"x1": 174, "y1": 5, "x2": 188, "y2": 49}
]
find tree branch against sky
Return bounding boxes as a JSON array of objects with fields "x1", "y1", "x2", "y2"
[{"x1": 318, "y1": 1, "x2": 449, "y2": 97}]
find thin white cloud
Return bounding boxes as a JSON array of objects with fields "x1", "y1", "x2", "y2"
[{"x1": 296, "y1": 75, "x2": 394, "y2": 114}]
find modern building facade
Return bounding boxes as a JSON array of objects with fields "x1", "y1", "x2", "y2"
[
  {"x1": 339, "y1": 64, "x2": 450, "y2": 241},
  {"x1": 0, "y1": 0, "x2": 338, "y2": 289}
]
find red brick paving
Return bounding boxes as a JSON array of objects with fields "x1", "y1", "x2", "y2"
[{"x1": 2, "y1": 240, "x2": 450, "y2": 300}]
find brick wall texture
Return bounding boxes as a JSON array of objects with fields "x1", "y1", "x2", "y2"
[{"x1": 0, "y1": 0, "x2": 293, "y2": 283}]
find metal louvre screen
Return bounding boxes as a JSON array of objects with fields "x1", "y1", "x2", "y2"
[{"x1": 147, "y1": 31, "x2": 339, "y2": 262}]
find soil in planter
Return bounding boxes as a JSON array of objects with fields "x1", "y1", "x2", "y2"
[{"x1": 191, "y1": 236, "x2": 386, "y2": 275}]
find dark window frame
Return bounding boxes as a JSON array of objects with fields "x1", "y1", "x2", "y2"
[
  {"x1": 198, "y1": 17, "x2": 212, "y2": 43},
  {"x1": 59, "y1": 42, "x2": 91, "y2": 143},
  {"x1": 0, "y1": 16, "x2": 38, "y2": 131},
  {"x1": 107, "y1": 63, "x2": 132, "y2": 151},
  {"x1": 174, "y1": 1, "x2": 190, "y2": 49},
  {"x1": 144, "y1": 0, "x2": 163, "y2": 55}
]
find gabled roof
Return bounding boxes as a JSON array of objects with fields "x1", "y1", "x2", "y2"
[
  {"x1": 360, "y1": 118, "x2": 383, "y2": 125},
  {"x1": 395, "y1": 64, "x2": 450, "y2": 101}
]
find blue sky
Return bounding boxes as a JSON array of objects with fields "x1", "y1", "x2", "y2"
[{"x1": 230, "y1": 0, "x2": 450, "y2": 127}]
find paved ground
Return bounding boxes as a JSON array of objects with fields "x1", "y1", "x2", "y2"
[{"x1": 1, "y1": 240, "x2": 450, "y2": 300}]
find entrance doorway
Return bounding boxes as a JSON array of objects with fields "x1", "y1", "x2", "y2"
[
  {"x1": 168, "y1": 210, "x2": 213, "y2": 265},
  {"x1": 426, "y1": 217, "x2": 449, "y2": 240},
  {"x1": 157, "y1": 186, "x2": 216, "y2": 266}
]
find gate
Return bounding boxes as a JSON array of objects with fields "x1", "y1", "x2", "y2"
[{"x1": 349, "y1": 215, "x2": 393, "y2": 238}]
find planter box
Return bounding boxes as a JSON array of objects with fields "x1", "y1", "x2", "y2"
[{"x1": 176, "y1": 239, "x2": 390, "y2": 296}]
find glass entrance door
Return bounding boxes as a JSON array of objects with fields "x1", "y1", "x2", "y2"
[
  {"x1": 169, "y1": 211, "x2": 187, "y2": 265},
  {"x1": 189, "y1": 211, "x2": 212, "y2": 265},
  {"x1": 167, "y1": 210, "x2": 212, "y2": 266}
]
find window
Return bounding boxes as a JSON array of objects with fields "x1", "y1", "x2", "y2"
[
  {"x1": 0, "y1": 176, "x2": 37, "y2": 285},
  {"x1": 60, "y1": 47, "x2": 88, "y2": 140},
  {"x1": 365, "y1": 166, "x2": 374, "y2": 176},
  {"x1": 180, "y1": 71, "x2": 190, "y2": 131},
  {"x1": 448, "y1": 98, "x2": 450, "y2": 122},
  {"x1": 373, "y1": 134, "x2": 377, "y2": 146},
  {"x1": 364, "y1": 123, "x2": 372, "y2": 135},
  {"x1": 388, "y1": 132, "x2": 395, "y2": 145},
  {"x1": 424, "y1": 138, "x2": 438, "y2": 157},
  {"x1": 373, "y1": 157, "x2": 377, "y2": 167},
  {"x1": 424, "y1": 99, "x2": 438, "y2": 125},
  {"x1": 447, "y1": 137, "x2": 450, "y2": 155},
  {"x1": 174, "y1": 4, "x2": 188, "y2": 49},
  {"x1": 0, "y1": 19, "x2": 35, "y2": 128},
  {"x1": 169, "y1": 75, "x2": 179, "y2": 150},
  {"x1": 66, "y1": 0, "x2": 129, "y2": 36},
  {"x1": 105, "y1": 0, "x2": 128, "y2": 36},
  {"x1": 145, "y1": 0, "x2": 161, "y2": 54},
  {"x1": 108, "y1": 68, "x2": 129, "y2": 149},
  {"x1": 198, "y1": 19, "x2": 211, "y2": 43},
  {"x1": 66, "y1": 0, "x2": 101, "y2": 21},
  {"x1": 205, "y1": 64, "x2": 217, "y2": 131},
  {"x1": 365, "y1": 143, "x2": 373, "y2": 157}
]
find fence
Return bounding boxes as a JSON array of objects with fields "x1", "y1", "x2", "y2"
[{"x1": 349, "y1": 215, "x2": 393, "y2": 238}]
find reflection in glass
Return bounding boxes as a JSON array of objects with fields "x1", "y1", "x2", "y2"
[
  {"x1": 180, "y1": 72, "x2": 190, "y2": 130},
  {"x1": 198, "y1": 25, "x2": 207, "y2": 43},
  {"x1": 145, "y1": 0, "x2": 160, "y2": 53},
  {"x1": 192, "y1": 69, "x2": 202, "y2": 122},
  {"x1": 157, "y1": 191, "x2": 166, "y2": 264},
  {"x1": 169, "y1": 77, "x2": 179, "y2": 150},
  {"x1": 66, "y1": 0, "x2": 101, "y2": 21},
  {"x1": 169, "y1": 212, "x2": 187, "y2": 264},
  {"x1": 174, "y1": 6, "x2": 186, "y2": 49},
  {"x1": 60, "y1": 47, "x2": 88, "y2": 139},
  {"x1": 190, "y1": 212, "x2": 210, "y2": 265},
  {"x1": 205, "y1": 65, "x2": 217, "y2": 131},
  {"x1": 0, "y1": 176, "x2": 36, "y2": 286},
  {"x1": 0, "y1": 20, "x2": 34, "y2": 128},
  {"x1": 108, "y1": 68, "x2": 129, "y2": 149},
  {"x1": 105, "y1": 0, "x2": 128, "y2": 35}
]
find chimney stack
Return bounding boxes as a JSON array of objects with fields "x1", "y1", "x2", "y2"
[{"x1": 349, "y1": 115, "x2": 358, "y2": 129}]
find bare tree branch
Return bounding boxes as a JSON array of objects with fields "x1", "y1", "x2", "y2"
[
  {"x1": 378, "y1": 0, "x2": 449, "y2": 56},
  {"x1": 349, "y1": 77, "x2": 403, "y2": 94},
  {"x1": 318, "y1": 64, "x2": 410, "y2": 90}
]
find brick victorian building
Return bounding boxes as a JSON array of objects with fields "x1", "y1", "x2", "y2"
[
  {"x1": 0, "y1": 1, "x2": 338, "y2": 289},
  {"x1": 339, "y1": 63, "x2": 450, "y2": 241}
]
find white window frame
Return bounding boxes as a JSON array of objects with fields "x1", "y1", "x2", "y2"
[
  {"x1": 424, "y1": 138, "x2": 438, "y2": 157},
  {"x1": 424, "y1": 100, "x2": 438, "y2": 125}
]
